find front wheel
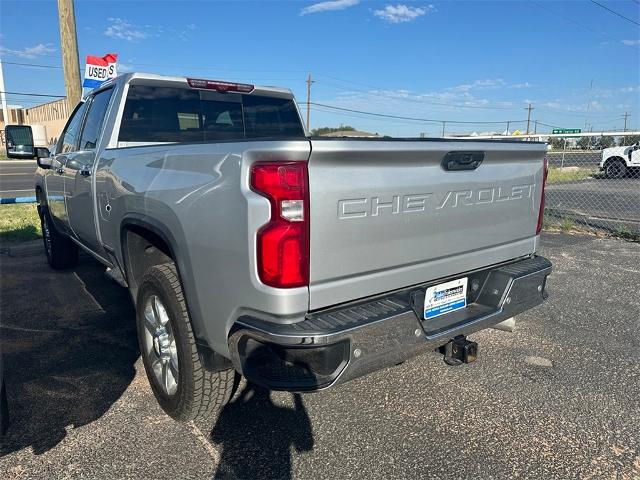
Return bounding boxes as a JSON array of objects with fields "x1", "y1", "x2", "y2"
[
  {"x1": 39, "y1": 205, "x2": 78, "y2": 270},
  {"x1": 136, "y1": 263, "x2": 237, "y2": 421},
  {"x1": 604, "y1": 159, "x2": 626, "y2": 179}
]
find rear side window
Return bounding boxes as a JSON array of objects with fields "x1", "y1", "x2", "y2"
[{"x1": 118, "y1": 85, "x2": 304, "y2": 144}]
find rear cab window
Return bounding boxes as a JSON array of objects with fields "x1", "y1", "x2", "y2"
[{"x1": 118, "y1": 84, "x2": 305, "y2": 145}]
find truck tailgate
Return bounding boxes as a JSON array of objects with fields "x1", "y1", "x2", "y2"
[{"x1": 307, "y1": 139, "x2": 547, "y2": 310}]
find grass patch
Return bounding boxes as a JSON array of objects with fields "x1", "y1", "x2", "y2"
[
  {"x1": 0, "y1": 204, "x2": 41, "y2": 243},
  {"x1": 0, "y1": 152, "x2": 8, "y2": 161},
  {"x1": 546, "y1": 167, "x2": 598, "y2": 184},
  {"x1": 542, "y1": 215, "x2": 575, "y2": 233},
  {"x1": 542, "y1": 213, "x2": 640, "y2": 242}
]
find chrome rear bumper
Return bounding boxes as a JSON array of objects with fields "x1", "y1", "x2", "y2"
[{"x1": 228, "y1": 256, "x2": 552, "y2": 391}]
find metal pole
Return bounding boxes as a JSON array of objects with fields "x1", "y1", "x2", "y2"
[
  {"x1": 0, "y1": 58, "x2": 9, "y2": 130},
  {"x1": 506, "y1": 121, "x2": 510, "y2": 135},
  {"x1": 561, "y1": 137, "x2": 566, "y2": 168},
  {"x1": 58, "y1": 0, "x2": 81, "y2": 108},
  {"x1": 441, "y1": 121, "x2": 446, "y2": 137}
]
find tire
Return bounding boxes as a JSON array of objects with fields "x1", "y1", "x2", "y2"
[
  {"x1": 136, "y1": 263, "x2": 237, "y2": 421},
  {"x1": 604, "y1": 159, "x2": 626, "y2": 179},
  {"x1": 39, "y1": 205, "x2": 78, "y2": 270}
]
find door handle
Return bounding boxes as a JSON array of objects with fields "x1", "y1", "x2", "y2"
[
  {"x1": 80, "y1": 167, "x2": 91, "y2": 177},
  {"x1": 56, "y1": 167, "x2": 65, "y2": 175},
  {"x1": 441, "y1": 151, "x2": 484, "y2": 171}
]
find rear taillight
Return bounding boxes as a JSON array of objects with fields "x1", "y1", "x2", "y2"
[
  {"x1": 536, "y1": 157, "x2": 548, "y2": 234},
  {"x1": 250, "y1": 162, "x2": 309, "y2": 288}
]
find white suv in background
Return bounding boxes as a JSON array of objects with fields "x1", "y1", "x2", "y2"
[{"x1": 600, "y1": 143, "x2": 640, "y2": 178}]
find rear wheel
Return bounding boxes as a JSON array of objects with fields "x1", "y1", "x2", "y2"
[
  {"x1": 39, "y1": 206, "x2": 78, "y2": 269},
  {"x1": 604, "y1": 159, "x2": 626, "y2": 179},
  {"x1": 136, "y1": 263, "x2": 237, "y2": 421}
]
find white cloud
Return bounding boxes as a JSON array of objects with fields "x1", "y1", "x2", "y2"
[
  {"x1": 511, "y1": 82, "x2": 532, "y2": 89},
  {"x1": 446, "y1": 78, "x2": 507, "y2": 93},
  {"x1": 0, "y1": 43, "x2": 56, "y2": 58},
  {"x1": 104, "y1": 18, "x2": 150, "y2": 42},
  {"x1": 300, "y1": 0, "x2": 359, "y2": 15},
  {"x1": 330, "y1": 85, "x2": 514, "y2": 111},
  {"x1": 373, "y1": 4, "x2": 434, "y2": 24},
  {"x1": 622, "y1": 39, "x2": 640, "y2": 46},
  {"x1": 118, "y1": 62, "x2": 134, "y2": 73}
]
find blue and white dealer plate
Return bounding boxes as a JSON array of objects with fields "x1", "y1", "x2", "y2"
[{"x1": 424, "y1": 277, "x2": 468, "y2": 320}]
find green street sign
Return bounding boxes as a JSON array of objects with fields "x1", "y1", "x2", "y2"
[{"x1": 552, "y1": 128, "x2": 582, "y2": 134}]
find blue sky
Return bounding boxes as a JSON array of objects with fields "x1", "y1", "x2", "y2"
[{"x1": 1, "y1": 0, "x2": 639, "y2": 135}]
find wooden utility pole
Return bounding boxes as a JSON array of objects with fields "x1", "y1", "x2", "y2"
[
  {"x1": 57, "y1": 0, "x2": 81, "y2": 108},
  {"x1": 622, "y1": 112, "x2": 629, "y2": 132},
  {"x1": 305, "y1": 73, "x2": 314, "y2": 132},
  {"x1": 0, "y1": 58, "x2": 9, "y2": 128},
  {"x1": 441, "y1": 121, "x2": 446, "y2": 137},
  {"x1": 525, "y1": 103, "x2": 534, "y2": 134}
]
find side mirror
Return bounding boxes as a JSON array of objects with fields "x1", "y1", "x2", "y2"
[
  {"x1": 4, "y1": 125, "x2": 35, "y2": 159},
  {"x1": 35, "y1": 147, "x2": 52, "y2": 169}
]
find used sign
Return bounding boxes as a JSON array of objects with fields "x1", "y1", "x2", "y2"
[{"x1": 83, "y1": 53, "x2": 118, "y2": 89}]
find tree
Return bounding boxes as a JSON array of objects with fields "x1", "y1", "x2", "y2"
[
  {"x1": 577, "y1": 136, "x2": 596, "y2": 150},
  {"x1": 619, "y1": 135, "x2": 640, "y2": 146},
  {"x1": 310, "y1": 125, "x2": 356, "y2": 136},
  {"x1": 595, "y1": 136, "x2": 615, "y2": 149},
  {"x1": 548, "y1": 137, "x2": 565, "y2": 150}
]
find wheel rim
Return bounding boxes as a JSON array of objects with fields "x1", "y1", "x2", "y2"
[
  {"x1": 142, "y1": 295, "x2": 179, "y2": 396},
  {"x1": 42, "y1": 213, "x2": 53, "y2": 258},
  {"x1": 607, "y1": 162, "x2": 622, "y2": 177}
]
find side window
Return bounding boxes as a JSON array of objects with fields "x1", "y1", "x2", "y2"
[
  {"x1": 79, "y1": 88, "x2": 114, "y2": 150},
  {"x1": 119, "y1": 86, "x2": 202, "y2": 143},
  {"x1": 58, "y1": 101, "x2": 89, "y2": 153}
]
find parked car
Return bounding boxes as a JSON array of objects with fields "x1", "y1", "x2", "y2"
[
  {"x1": 600, "y1": 143, "x2": 640, "y2": 178},
  {"x1": 28, "y1": 72, "x2": 552, "y2": 421}
]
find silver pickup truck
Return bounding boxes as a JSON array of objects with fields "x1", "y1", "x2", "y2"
[{"x1": 29, "y1": 72, "x2": 551, "y2": 421}]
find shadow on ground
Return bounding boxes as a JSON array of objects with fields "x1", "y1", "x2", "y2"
[
  {"x1": 209, "y1": 384, "x2": 314, "y2": 480},
  {"x1": 0, "y1": 254, "x2": 139, "y2": 456}
]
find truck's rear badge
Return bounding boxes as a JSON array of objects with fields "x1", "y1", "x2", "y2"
[{"x1": 337, "y1": 184, "x2": 534, "y2": 219}]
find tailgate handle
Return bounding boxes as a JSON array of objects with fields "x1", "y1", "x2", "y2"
[{"x1": 442, "y1": 151, "x2": 484, "y2": 171}]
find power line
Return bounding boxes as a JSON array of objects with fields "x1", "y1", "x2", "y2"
[
  {"x1": 308, "y1": 102, "x2": 528, "y2": 125},
  {"x1": 0, "y1": 61, "x2": 62, "y2": 69},
  {"x1": 589, "y1": 0, "x2": 640, "y2": 26},
  {"x1": 0, "y1": 90, "x2": 65, "y2": 98},
  {"x1": 315, "y1": 79, "x2": 516, "y2": 111},
  {"x1": 528, "y1": 0, "x2": 625, "y2": 43}
]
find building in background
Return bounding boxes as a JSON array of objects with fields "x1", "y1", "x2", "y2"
[{"x1": 0, "y1": 98, "x2": 70, "y2": 146}]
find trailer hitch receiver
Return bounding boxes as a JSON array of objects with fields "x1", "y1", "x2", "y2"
[{"x1": 440, "y1": 336, "x2": 478, "y2": 366}]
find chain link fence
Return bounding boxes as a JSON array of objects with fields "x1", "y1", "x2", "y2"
[{"x1": 544, "y1": 135, "x2": 640, "y2": 238}]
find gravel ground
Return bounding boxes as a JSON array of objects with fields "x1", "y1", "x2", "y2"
[{"x1": 1, "y1": 233, "x2": 639, "y2": 479}]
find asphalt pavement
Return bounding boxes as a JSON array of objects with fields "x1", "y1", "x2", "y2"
[
  {"x1": 0, "y1": 161, "x2": 38, "y2": 199},
  {"x1": 1, "y1": 233, "x2": 639, "y2": 479},
  {"x1": 546, "y1": 177, "x2": 640, "y2": 233},
  {"x1": 546, "y1": 151, "x2": 601, "y2": 168}
]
